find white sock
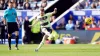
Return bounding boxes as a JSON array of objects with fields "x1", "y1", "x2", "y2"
[{"x1": 36, "y1": 35, "x2": 46, "y2": 50}]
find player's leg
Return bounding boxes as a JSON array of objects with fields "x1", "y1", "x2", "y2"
[
  {"x1": 46, "y1": 32, "x2": 53, "y2": 40},
  {"x1": 8, "y1": 34, "x2": 11, "y2": 50},
  {"x1": 13, "y1": 22, "x2": 19, "y2": 50},
  {"x1": 35, "y1": 28, "x2": 52, "y2": 52},
  {"x1": 7, "y1": 23, "x2": 12, "y2": 50},
  {"x1": 45, "y1": 28, "x2": 54, "y2": 41},
  {"x1": 35, "y1": 35, "x2": 48, "y2": 52},
  {"x1": 14, "y1": 31, "x2": 19, "y2": 50}
]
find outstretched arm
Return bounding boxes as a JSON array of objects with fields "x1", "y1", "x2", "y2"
[{"x1": 51, "y1": 8, "x2": 57, "y2": 15}]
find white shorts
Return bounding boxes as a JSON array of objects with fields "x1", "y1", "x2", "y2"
[{"x1": 41, "y1": 27, "x2": 52, "y2": 36}]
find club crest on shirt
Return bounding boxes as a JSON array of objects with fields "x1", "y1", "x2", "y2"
[{"x1": 12, "y1": 12, "x2": 15, "y2": 15}]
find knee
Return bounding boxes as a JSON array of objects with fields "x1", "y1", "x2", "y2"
[
  {"x1": 8, "y1": 34, "x2": 11, "y2": 38},
  {"x1": 44, "y1": 35, "x2": 48, "y2": 39},
  {"x1": 15, "y1": 31, "x2": 19, "y2": 36}
]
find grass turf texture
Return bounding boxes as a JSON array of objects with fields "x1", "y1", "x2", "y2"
[{"x1": 0, "y1": 44, "x2": 100, "y2": 56}]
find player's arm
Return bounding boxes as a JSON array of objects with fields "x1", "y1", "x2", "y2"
[
  {"x1": 49, "y1": 8, "x2": 57, "y2": 22},
  {"x1": 16, "y1": 16, "x2": 19, "y2": 23},
  {"x1": 15, "y1": 9, "x2": 19, "y2": 24},
  {"x1": 51, "y1": 8, "x2": 57, "y2": 16},
  {"x1": 16, "y1": 16, "x2": 20, "y2": 28},
  {"x1": 3, "y1": 10, "x2": 7, "y2": 25},
  {"x1": 15, "y1": 9, "x2": 20, "y2": 28},
  {"x1": 15, "y1": 11, "x2": 20, "y2": 28},
  {"x1": 46, "y1": 8, "x2": 57, "y2": 16},
  {"x1": 3, "y1": 10, "x2": 8, "y2": 31},
  {"x1": 45, "y1": 8, "x2": 57, "y2": 21},
  {"x1": 3, "y1": 18, "x2": 7, "y2": 26}
]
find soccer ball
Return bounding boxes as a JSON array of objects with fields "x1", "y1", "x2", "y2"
[{"x1": 85, "y1": 18, "x2": 92, "y2": 25}]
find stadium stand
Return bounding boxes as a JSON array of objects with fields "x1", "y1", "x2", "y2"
[
  {"x1": 0, "y1": 0, "x2": 56, "y2": 44},
  {"x1": 45, "y1": 0, "x2": 79, "y2": 19},
  {"x1": 75, "y1": 0, "x2": 100, "y2": 10},
  {"x1": 52, "y1": 0, "x2": 100, "y2": 31},
  {"x1": 50, "y1": 0, "x2": 100, "y2": 43},
  {"x1": 2, "y1": 0, "x2": 100, "y2": 44},
  {"x1": 0, "y1": 0, "x2": 55, "y2": 10}
]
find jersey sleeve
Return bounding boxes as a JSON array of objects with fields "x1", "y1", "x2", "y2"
[
  {"x1": 45, "y1": 12, "x2": 52, "y2": 17},
  {"x1": 45, "y1": 12, "x2": 52, "y2": 20},
  {"x1": 3, "y1": 10, "x2": 7, "y2": 19},
  {"x1": 14, "y1": 9, "x2": 17, "y2": 17}
]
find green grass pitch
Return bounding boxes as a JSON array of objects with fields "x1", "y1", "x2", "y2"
[{"x1": 0, "y1": 44, "x2": 100, "y2": 56}]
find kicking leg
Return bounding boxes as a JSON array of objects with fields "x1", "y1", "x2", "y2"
[
  {"x1": 35, "y1": 28, "x2": 54, "y2": 52},
  {"x1": 35, "y1": 35, "x2": 48, "y2": 52}
]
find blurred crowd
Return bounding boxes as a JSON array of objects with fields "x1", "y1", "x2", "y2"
[
  {"x1": 76, "y1": 0, "x2": 100, "y2": 10},
  {"x1": 0, "y1": 0, "x2": 54, "y2": 10},
  {"x1": 0, "y1": 0, "x2": 56, "y2": 44},
  {"x1": 56, "y1": 15, "x2": 100, "y2": 30}
]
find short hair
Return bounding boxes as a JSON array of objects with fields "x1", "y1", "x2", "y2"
[{"x1": 8, "y1": 1, "x2": 13, "y2": 4}]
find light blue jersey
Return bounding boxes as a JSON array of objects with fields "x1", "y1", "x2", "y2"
[
  {"x1": 65, "y1": 24, "x2": 74, "y2": 30},
  {"x1": 3, "y1": 8, "x2": 17, "y2": 22}
]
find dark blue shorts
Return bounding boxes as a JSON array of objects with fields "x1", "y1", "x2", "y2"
[{"x1": 7, "y1": 22, "x2": 18, "y2": 34}]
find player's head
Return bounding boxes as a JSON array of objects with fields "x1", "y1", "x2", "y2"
[
  {"x1": 40, "y1": 7, "x2": 45, "y2": 16},
  {"x1": 8, "y1": 2, "x2": 13, "y2": 8},
  {"x1": 98, "y1": 20, "x2": 100, "y2": 24},
  {"x1": 25, "y1": 16, "x2": 29, "y2": 21},
  {"x1": 42, "y1": 0, "x2": 47, "y2": 3},
  {"x1": 68, "y1": 20, "x2": 72, "y2": 24},
  {"x1": 76, "y1": 20, "x2": 79, "y2": 24}
]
